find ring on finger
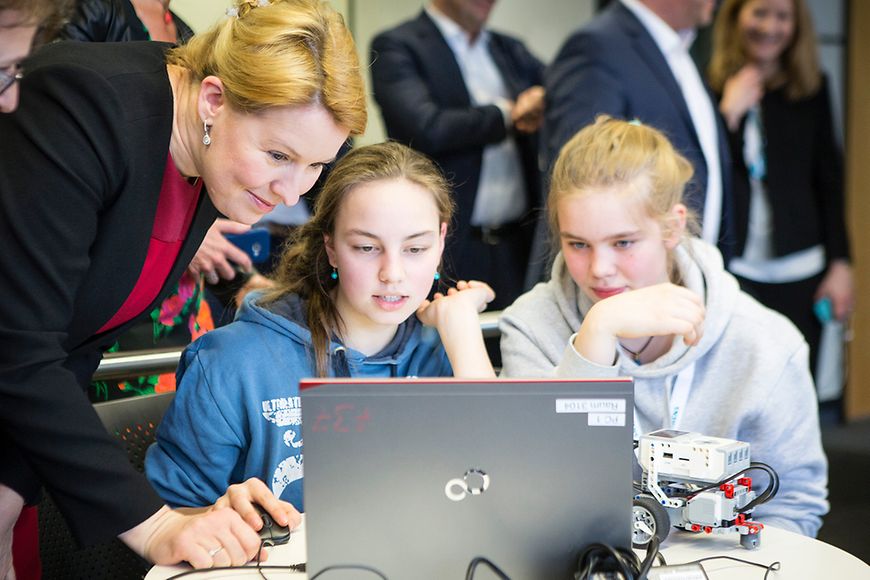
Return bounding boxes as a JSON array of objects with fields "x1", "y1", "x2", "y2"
[
  {"x1": 208, "y1": 546, "x2": 223, "y2": 557},
  {"x1": 205, "y1": 272, "x2": 220, "y2": 285}
]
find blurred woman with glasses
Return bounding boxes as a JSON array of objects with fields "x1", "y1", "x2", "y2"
[{"x1": 0, "y1": 0, "x2": 69, "y2": 113}]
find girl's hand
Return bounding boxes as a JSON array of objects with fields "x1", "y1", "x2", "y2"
[
  {"x1": 417, "y1": 280, "x2": 497, "y2": 378},
  {"x1": 815, "y1": 260, "x2": 854, "y2": 321},
  {"x1": 416, "y1": 280, "x2": 495, "y2": 326},
  {"x1": 215, "y1": 478, "x2": 301, "y2": 535},
  {"x1": 575, "y1": 283, "x2": 705, "y2": 366},
  {"x1": 719, "y1": 65, "x2": 764, "y2": 132}
]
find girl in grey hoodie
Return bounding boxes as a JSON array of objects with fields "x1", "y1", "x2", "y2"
[{"x1": 500, "y1": 116, "x2": 828, "y2": 537}]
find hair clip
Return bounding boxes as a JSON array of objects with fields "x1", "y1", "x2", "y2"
[
  {"x1": 226, "y1": 7, "x2": 239, "y2": 17},
  {"x1": 628, "y1": 118, "x2": 642, "y2": 126},
  {"x1": 258, "y1": 0, "x2": 270, "y2": 6}
]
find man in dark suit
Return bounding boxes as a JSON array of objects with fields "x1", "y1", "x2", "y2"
[
  {"x1": 543, "y1": 0, "x2": 732, "y2": 259},
  {"x1": 370, "y1": 0, "x2": 545, "y2": 310}
]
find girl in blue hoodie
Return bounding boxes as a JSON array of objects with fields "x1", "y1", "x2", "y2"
[{"x1": 146, "y1": 142, "x2": 496, "y2": 548}]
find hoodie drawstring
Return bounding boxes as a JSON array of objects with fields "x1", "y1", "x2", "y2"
[{"x1": 331, "y1": 346, "x2": 351, "y2": 377}]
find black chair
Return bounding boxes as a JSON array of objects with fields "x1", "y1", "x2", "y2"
[{"x1": 38, "y1": 392, "x2": 175, "y2": 580}]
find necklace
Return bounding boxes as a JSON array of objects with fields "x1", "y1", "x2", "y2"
[{"x1": 620, "y1": 336, "x2": 654, "y2": 363}]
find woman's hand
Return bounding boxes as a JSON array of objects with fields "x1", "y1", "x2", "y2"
[
  {"x1": 0, "y1": 485, "x2": 24, "y2": 580},
  {"x1": 719, "y1": 65, "x2": 764, "y2": 132},
  {"x1": 816, "y1": 260, "x2": 854, "y2": 321},
  {"x1": 417, "y1": 280, "x2": 496, "y2": 378},
  {"x1": 187, "y1": 219, "x2": 254, "y2": 284},
  {"x1": 214, "y1": 478, "x2": 301, "y2": 534},
  {"x1": 575, "y1": 283, "x2": 705, "y2": 366},
  {"x1": 119, "y1": 505, "x2": 265, "y2": 569}
]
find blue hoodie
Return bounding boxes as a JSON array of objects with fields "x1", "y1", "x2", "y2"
[{"x1": 145, "y1": 292, "x2": 452, "y2": 509}]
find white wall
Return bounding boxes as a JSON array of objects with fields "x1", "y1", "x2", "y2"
[{"x1": 170, "y1": 0, "x2": 231, "y2": 33}]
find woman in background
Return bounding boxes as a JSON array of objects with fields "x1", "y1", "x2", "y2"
[
  {"x1": 0, "y1": 0, "x2": 366, "y2": 573},
  {"x1": 708, "y1": 0, "x2": 851, "y2": 377}
]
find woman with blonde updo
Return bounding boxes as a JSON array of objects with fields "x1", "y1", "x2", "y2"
[
  {"x1": 0, "y1": 0, "x2": 366, "y2": 572},
  {"x1": 500, "y1": 116, "x2": 828, "y2": 537}
]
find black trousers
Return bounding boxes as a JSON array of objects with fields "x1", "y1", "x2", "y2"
[{"x1": 735, "y1": 272, "x2": 825, "y2": 378}]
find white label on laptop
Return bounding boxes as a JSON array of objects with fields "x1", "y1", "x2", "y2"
[
  {"x1": 587, "y1": 413, "x2": 626, "y2": 427},
  {"x1": 555, "y1": 398, "x2": 626, "y2": 413}
]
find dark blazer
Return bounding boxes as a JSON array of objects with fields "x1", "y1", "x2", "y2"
[
  {"x1": 727, "y1": 76, "x2": 849, "y2": 262},
  {"x1": 0, "y1": 41, "x2": 218, "y2": 544},
  {"x1": 370, "y1": 11, "x2": 544, "y2": 270},
  {"x1": 544, "y1": 2, "x2": 732, "y2": 252}
]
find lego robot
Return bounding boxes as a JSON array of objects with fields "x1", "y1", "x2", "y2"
[{"x1": 632, "y1": 429, "x2": 779, "y2": 550}]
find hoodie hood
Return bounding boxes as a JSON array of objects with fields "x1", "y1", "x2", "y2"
[
  {"x1": 238, "y1": 291, "x2": 434, "y2": 377},
  {"x1": 548, "y1": 237, "x2": 741, "y2": 378}
]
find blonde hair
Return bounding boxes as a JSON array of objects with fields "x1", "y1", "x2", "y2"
[
  {"x1": 549, "y1": 117, "x2": 696, "y2": 279},
  {"x1": 167, "y1": 0, "x2": 366, "y2": 134},
  {"x1": 263, "y1": 141, "x2": 454, "y2": 377},
  {"x1": 708, "y1": 0, "x2": 820, "y2": 100}
]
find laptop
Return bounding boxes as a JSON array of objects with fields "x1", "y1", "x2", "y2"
[{"x1": 300, "y1": 378, "x2": 634, "y2": 579}]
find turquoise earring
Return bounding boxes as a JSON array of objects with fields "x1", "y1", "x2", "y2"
[
  {"x1": 433, "y1": 272, "x2": 440, "y2": 281},
  {"x1": 330, "y1": 267, "x2": 338, "y2": 280}
]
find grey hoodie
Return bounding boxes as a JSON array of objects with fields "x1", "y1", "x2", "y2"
[{"x1": 500, "y1": 238, "x2": 828, "y2": 537}]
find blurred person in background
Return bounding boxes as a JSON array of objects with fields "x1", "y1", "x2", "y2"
[{"x1": 708, "y1": 0, "x2": 852, "y2": 380}]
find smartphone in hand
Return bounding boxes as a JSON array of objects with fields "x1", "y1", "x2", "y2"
[{"x1": 226, "y1": 228, "x2": 271, "y2": 264}]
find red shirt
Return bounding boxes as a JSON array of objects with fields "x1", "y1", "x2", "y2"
[{"x1": 98, "y1": 154, "x2": 202, "y2": 333}]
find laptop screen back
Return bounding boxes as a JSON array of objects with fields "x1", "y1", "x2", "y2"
[{"x1": 301, "y1": 378, "x2": 634, "y2": 579}]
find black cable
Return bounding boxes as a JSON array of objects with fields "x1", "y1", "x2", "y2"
[
  {"x1": 465, "y1": 556, "x2": 511, "y2": 580},
  {"x1": 164, "y1": 564, "x2": 305, "y2": 579},
  {"x1": 637, "y1": 536, "x2": 661, "y2": 578},
  {"x1": 308, "y1": 564, "x2": 388, "y2": 579},
  {"x1": 685, "y1": 555, "x2": 781, "y2": 579},
  {"x1": 681, "y1": 462, "x2": 779, "y2": 514},
  {"x1": 575, "y1": 542, "x2": 642, "y2": 579},
  {"x1": 739, "y1": 463, "x2": 780, "y2": 513}
]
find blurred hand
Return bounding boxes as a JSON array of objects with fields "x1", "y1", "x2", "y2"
[
  {"x1": 0, "y1": 485, "x2": 24, "y2": 580},
  {"x1": 215, "y1": 478, "x2": 301, "y2": 533},
  {"x1": 188, "y1": 219, "x2": 254, "y2": 284},
  {"x1": 719, "y1": 65, "x2": 764, "y2": 132},
  {"x1": 119, "y1": 505, "x2": 264, "y2": 569},
  {"x1": 233, "y1": 273, "x2": 276, "y2": 309},
  {"x1": 511, "y1": 85, "x2": 545, "y2": 134},
  {"x1": 816, "y1": 260, "x2": 854, "y2": 321}
]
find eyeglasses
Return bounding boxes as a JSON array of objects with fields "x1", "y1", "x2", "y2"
[{"x1": 0, "y1": 64, "x2": 23, "y2": 97}]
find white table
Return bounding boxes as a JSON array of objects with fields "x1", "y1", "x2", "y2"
[{"x1": 147, "y1": 516, "x2": 869, "y2": 579}]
